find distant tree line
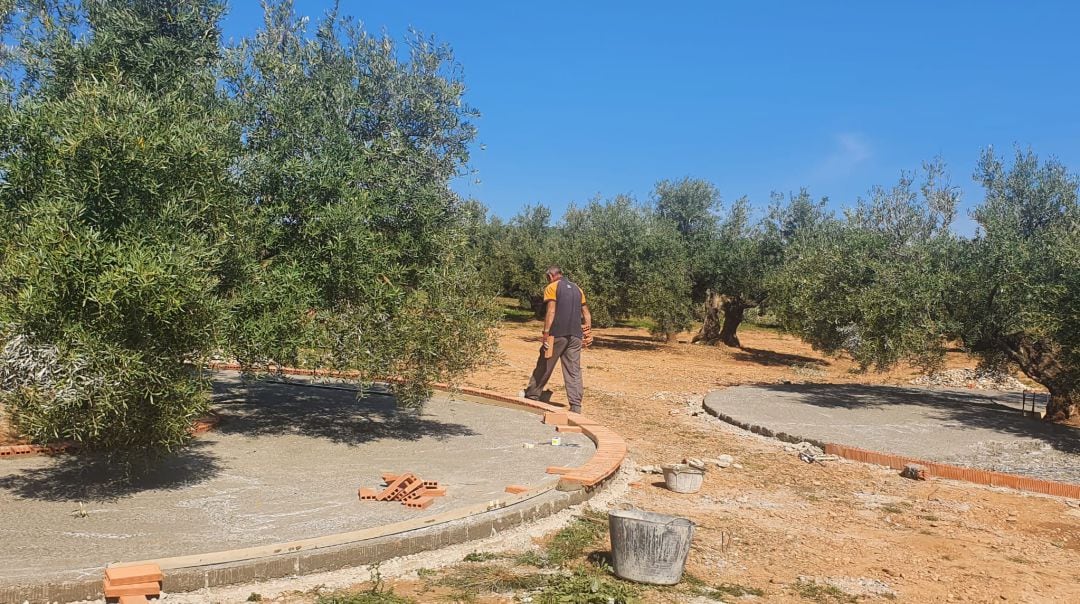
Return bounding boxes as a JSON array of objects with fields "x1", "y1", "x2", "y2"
[{"x1": 471, "y1": 154, "x2": 1078, "y2": 422}]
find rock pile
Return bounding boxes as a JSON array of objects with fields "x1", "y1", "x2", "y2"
[{"x1": 911, "y1": 368, "x2": 1028, "y2": 391}]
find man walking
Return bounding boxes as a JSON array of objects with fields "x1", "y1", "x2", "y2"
[{"x1": 524, "y1": 266, "x2": 593, "y2": 413}]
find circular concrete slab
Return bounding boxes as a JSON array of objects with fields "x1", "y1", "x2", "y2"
[
  {"x1": 0, "y1": 373, "x2": 593, "y2": 585},
  {"x1": 704, "y1": 384, "x2": 1080, "y2": 484}
]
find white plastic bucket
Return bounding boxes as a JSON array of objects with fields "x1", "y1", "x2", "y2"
[{"x1": 608, "y1": 508, "x2": 695, "y2": 585}]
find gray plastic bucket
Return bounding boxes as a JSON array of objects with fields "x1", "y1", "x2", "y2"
[
  {"x1": 661, "y1": 464, "x2": 704, "y2": 493},
  {"x1": 608, "y1": 509, "x2": 695, "y2": 585}
]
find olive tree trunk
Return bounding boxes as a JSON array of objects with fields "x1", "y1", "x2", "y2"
[
  {"x1": 996, "y1": 333, "x2": 1079, "y2": 422},
  {"x1": 692, "y1": 290, "x2": 748, "y2": 348}
]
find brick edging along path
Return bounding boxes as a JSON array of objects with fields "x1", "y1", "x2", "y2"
[
  {"x1": 701, "y1": 391, "x2": 1079, "y2": 500},
  {"x1": 0, "y1": 367, "x2": 627, "y2": 603},
  {"x1": 825, "y1": 443, "x2": 1080, "y2": 499}
]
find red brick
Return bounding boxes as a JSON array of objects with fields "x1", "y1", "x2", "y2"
[
  {"x1": 380, "y1": 472, "x2": 399, "y2": 483},
  {"x1": 377, "y1": 473, "x2": 416, "y2": 501},
  {"x1": 403, "y1": 496, "x2": 434, "y2": 509},
  {"x1": 103, "y1": 578, "x2": 160, "y2": 598},
  {"x1": 543, "y1": 412, "x2": 568, "y2": 426},
  {"x1": 424, "y1": 486, "x2": 447, "y2": 497},
  {"x1": 390, "y1": 477, "x2": 425, "y2": 501},
  {"x1": 545, "y1": 466, "x2": 575, "y2": 475},
  {"x1": 118, "y1": 596, "x2": 148, "y2": 604},
  {"x1": 105, "y1": 564, "x2": 162, "y2": 586},
  {"x1": 358, "y1": 487, "x2": 380, "y2": 501},
  {"x1": 556, "y1": 425, "x2": 582, "y2": 433},
  {"x1": 504, "y1": 485, "x2": 530, "y2": 494}
]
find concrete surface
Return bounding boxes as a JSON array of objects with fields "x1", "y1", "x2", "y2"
[
  {"x1": 704, "y1": 384, "x2": 1080, "y2": 484},
  {"x1": 0, "y1": 372, "x2": 593, "y2": 585}
]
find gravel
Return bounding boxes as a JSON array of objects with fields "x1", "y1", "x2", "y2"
[{"x1": 911, "y1": 368, "x2": 1029, "y2": 392}]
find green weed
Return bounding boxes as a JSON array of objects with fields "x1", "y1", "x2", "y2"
[
  {"x1": 534, "y1": 567, "x2": 640, "y2": 603},
  {"x1": 791, "y1": 579, "x2": 857, "y2": 603},
  {"x1": 462, "y1": 551, "x2": 500, "y2": 562}
]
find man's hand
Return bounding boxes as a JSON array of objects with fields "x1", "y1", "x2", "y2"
[{"x1": 583, "y1": 325, "x2": 593, "y2": 347}]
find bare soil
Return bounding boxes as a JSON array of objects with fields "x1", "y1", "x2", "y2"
[
  {"x1": 367, "y1": 322, "x2": 1079, "y2": 603},
  {"x1": 7, "y1": 320, "x2": 1080, "y2": 603}
]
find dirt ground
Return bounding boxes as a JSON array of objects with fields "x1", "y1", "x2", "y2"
[
  {"x1": 5, "y1": 320, "x2": 1079, "y2": 603},
  {"x1": 367, "y1": 321, "x2": 1080, "y2": 603}
]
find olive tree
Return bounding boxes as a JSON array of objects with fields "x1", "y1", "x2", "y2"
[
  {"x1": 769, "y1": 162, "x2": 960, "y2": 371},
  {"x1": 494, "y1": 204, "x2": 557, "y2": 315},
  {"x1": 223, "y1": 1, "x2": 496, "y2": 406},
  {"x1": 770, "y1": 153, "x2": 1079, "y2": 423},
  {"x1": 558, "y1": 195, "x2": 692, "y2": 337},
  {"x1": 654, "y1": 178, "x2": 822, "y2": 348},
  {"x1": 689, "y1": 197, "x2": 784, "y2": 347},
  {"x1": 0, "y1": 0, "x2": 238, "y2": 451},
  {"x1": 957, "y1": 149, "x2": 1079, "y2": 421}
]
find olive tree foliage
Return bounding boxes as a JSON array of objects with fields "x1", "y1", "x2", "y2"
[
  {"x1": 0, "y1": 0, "x2": 238, "y2": 451},
  {"x1": 769, "y1": 161, "x2": 961, "y2": 371},
  {"x1": 956, "y1": 149, "x2": 1080, "y2": 421},
  {"x1": 558, "y1": 196, "x2": 692, "y2": 336},
  {"x1": 222, "y1": 0, "x2": 497, "y2": 406},
  {"x1": 653, "y1": 178, "x2": 824, "y2": 347},
  {"x1": 654, "y1": 177, "x2": 721, "y2": 303},
  {"x1": 486, "y1": 204, "x2": 555, "y2": 316},
  {"x1": 690, "y1": 197, "x2": 784, "y2": 347}
]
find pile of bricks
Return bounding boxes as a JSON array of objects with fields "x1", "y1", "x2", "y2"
[
  {"x1": 103, "y1": 563, "x2": 162, "y2": 602},
  {"x1": 358, "y1": 472, "x2": 446, "y2": 510}
]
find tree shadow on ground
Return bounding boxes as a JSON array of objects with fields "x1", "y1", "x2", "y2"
[
  {"x1": 0, "y1": 378, "x2": 478, "y2": 503},
  {"x1": 0, "y1": 440, "x2": 223, "y2": 502},
  {"x1": 730, "y1": 347, "x2": 829, "y2": 367},
  {"x1": 210, "y1": 378, "x2": 478, "y2": 445},
  {"x1": 753, "y1": 383, "x2": 1080, "y2": 455},
  {"x1": 589, "y1": 334, "x2": 664, "y2": 352}
]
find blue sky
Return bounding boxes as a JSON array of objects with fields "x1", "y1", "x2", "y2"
[{"x1": 222, "y1": 2, "x2": 1080, "y2": 234}]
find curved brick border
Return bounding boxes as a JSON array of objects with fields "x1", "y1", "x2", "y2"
[
  {"x1": 702, "y1": 392, "x2": 1079, "y2": 500},
  {"x1": 0, "y1": 367, "x2": 627, "y2": 602}
]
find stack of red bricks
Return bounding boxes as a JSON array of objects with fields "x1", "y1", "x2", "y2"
[
  {"x1": 103, "y1": 563, "x2": 162, "y2": 602},
  {"x1": 358, "y1": 472, "x2": 446, "y2": 510}
]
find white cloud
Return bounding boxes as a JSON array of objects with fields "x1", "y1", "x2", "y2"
[{"x1": 814, "y1": 132, "x2": 873, "y2": 181}]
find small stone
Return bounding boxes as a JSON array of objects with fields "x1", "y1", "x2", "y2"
[
  {"x1": 732, "y1": 463, "x2": 743, "y2": 469},
  {"x1": 713, "y1": 454, "x2": 734, "y2": 468},
  {"x1": 685, "y1": 457, "x2": 707, "y2": 470},
  {"x1": 639, "y1": 465, "x2": 662, "y2": 474},
  {"x1": 901, "y1": 463, "x2": 928, "y2": 480}
]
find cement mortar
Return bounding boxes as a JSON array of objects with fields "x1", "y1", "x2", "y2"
[
  {"x1": 703, "y1": 384, "x2": 1080, "y2": 484},
  {"x1": 0, "y1": 373, "x2": 593, "y2": 585}
]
